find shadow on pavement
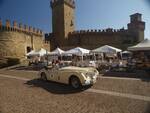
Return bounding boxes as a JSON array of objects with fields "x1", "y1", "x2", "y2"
[
  {"x1": 25, "y1": 79, "x2": 91, "y2": 94},
  {"x1": 7, "y1": 65, "x2": 40, "y2": 71},
  {"x1": 145, "y1": 103, "x2": 150, "y2": 113}
]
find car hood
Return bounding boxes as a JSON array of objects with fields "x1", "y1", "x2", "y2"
[{"x1": 60, "y1": 66, "x2": 94, "y2": 72}]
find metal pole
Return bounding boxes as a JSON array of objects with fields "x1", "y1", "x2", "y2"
[{"x1": 46, "y1": 50, "x2": 48, "y2": 66}]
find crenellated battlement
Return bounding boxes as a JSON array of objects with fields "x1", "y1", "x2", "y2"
[
  {"x1": 50, "y1": 0, "x2": 75, "y2": 9},
  {"x1": 0, "y1": 19, "x2": 43, "y2": 36},
  {"x1": 69, "y1": 28, "x2": 128, "y2": 35},
  {"x1": 44, "y1": 40, "x2": 50, "y2": 44},
  {"x1": 45, "y1": 33, "x2": 54, "y2": 38}
]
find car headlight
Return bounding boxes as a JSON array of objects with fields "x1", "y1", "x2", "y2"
[{"x1": 81, "y1": 72, "x2": 90, "y2": 78}]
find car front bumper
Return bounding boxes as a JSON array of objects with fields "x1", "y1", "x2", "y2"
[{"x1": 83, "y1": 74, "x2": 98, "y2": 86}]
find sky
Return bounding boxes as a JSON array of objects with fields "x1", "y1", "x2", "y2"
[{"x1": 0, "y1": 0, "x2": 150, "y2": 39}]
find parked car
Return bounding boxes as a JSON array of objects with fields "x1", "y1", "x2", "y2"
[{"x1": 38, "y1": 65, "x2": 99, "y2": 89}]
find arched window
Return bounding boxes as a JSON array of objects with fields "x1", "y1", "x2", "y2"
[{"x1": 70, "y1": 20, "x2": 74, "y2": 26}]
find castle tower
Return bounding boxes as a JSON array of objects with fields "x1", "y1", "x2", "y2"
[
  {"x1": 50, "y1": 0, "x2": 75, "y2": 47},
  {"x1": 128, "y1": 13, "x2": 145, "y2": 42}
]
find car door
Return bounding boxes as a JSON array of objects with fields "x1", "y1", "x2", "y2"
[{"x1": 47, "y1": 67, "x2": 60, "y2": 82}]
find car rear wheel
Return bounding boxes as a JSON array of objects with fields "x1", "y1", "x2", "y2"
[
  {"x1": 41, "y1": 72, "x2": 47, "y2": 81},
  {"x1": 70, "y1": 76, "x2": 81, "y2": 89}
]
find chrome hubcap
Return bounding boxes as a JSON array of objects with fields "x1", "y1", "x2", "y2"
[{"x1": 71, "y1": 78, "x2": 79, "y2": 88}]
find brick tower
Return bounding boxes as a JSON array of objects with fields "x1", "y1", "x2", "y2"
[
  {"x1": 50, "y1": 0, "x2": 75, "y2": 47},
  {"x1": 128, "y1": 13, "x2": 145, "y2": 42}
]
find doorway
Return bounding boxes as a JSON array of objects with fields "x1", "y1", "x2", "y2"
[{"x1": 27, "y1": 46, "x2": 32, "y2": 53}]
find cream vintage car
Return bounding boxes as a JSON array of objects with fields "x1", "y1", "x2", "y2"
[{"x1": 38, "y1": 65, "x2": 99, "y2": 89}]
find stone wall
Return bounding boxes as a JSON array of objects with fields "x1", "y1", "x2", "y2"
[
  {"x1": 0, "y1": 20, "x2": 50, "y2": 59},
  {"x1": 61, "y1": 29, "x2": 135, "y2": 50},
  {"x1": 0, "y1": 31, "x2": 44, "y2": 58}
]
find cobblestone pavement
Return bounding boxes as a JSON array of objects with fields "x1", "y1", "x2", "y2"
[{"x1": 0, "y1": 69, "x2": 150, "y2": 113}]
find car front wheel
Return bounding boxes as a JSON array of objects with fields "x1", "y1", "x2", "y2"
[{"x1": 70, "y1": 76, "x2": 81, "y2": 89}]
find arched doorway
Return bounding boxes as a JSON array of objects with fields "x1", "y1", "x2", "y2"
[{"x1": 26, "y1": 46, "x2": 32, "y2": 53}]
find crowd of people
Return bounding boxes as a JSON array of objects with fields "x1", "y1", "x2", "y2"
[{"x1": 27, "y1": 51, "x2": 150, "y2": 73}]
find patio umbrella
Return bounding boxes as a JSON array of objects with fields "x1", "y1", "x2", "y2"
[
  {"x1": 128, "y1": 39, "x2": 150, "y2": 51},
  {"x1": 63, "y1": 47, "x2": 90, "y2": 56},
  {"x1": 63, "y1": 47, "x2": 90, "y2": 61},
  {"x1": 91, "y1": 45, "x2": 122, "y2": 54},
  {"x1": 48, "y1": 48, "x2": 64, "y2": 55}
]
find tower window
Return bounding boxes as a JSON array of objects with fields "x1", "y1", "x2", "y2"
[{"x1": 70, "y1": 20, "x2": 73, "y2": 26}]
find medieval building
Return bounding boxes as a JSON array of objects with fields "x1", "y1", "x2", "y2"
[
  {"x1": 46, "y1": 0, "x2": 145, "y2": 50},
  {"x1": 0, "y1": 0, "x2": 146, "y2": 60},
  {"x1": 0, "y1": 20, "x2": 50, "y2": 59}
]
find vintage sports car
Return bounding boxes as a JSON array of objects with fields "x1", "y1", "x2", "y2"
[{"x1": 38, "y1": 66, "x2": 99, "y2": 89}]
